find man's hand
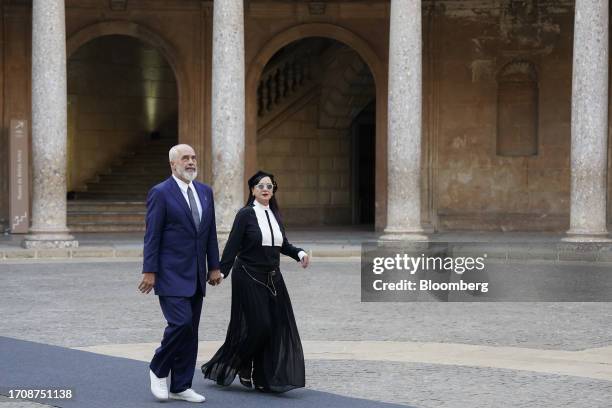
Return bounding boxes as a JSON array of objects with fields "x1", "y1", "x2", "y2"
[
  {"x1": 207, "y1": 269, "x2": 223, "y2": 286},
  {"x1": 139, "y1": 272, "x2": 156, "y2": 294},
  {"x1": 300, "y1": 254, "x2": 310, "y2": 268}
]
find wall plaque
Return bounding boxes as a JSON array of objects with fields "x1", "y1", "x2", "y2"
[{"x1": 10, "y1": 119, "x2": 29, "y2": 233}]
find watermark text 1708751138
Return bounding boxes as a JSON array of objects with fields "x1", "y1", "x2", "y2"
[{"x1": 6, "y1": 389, "x2": 73, "y2": 400}]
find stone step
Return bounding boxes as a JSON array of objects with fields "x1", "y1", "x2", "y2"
[
  {"x1": 85, "y1": 183, "x2": 157, "y2": 192},
  {"x1": 99, "y1": 168, "x2": 170, "y2": 176},
  {"x1": 68, "y1": 212, "x2": 146, "y2": 223},
  {"x1": 83, "y1": 187, "x2": 151, "y2": 195},
  {"x1": 126, "y1": 147, "x2": 170, "y2": 153},
  {"x1": 118, "y1": 151, "x2": 169, "y2": 158},
  {"x1": 111, "y1": 156, "x2": 169, "y2": 163},
  {"x1": 68, "y1": 201, "x2": 145, "y2": 212},
  {"x1": 108, "y1": 161, "x2": 168, "y2": 168},
  {"x1": 106, "y1": 162, "x2": 169, "y2": 170},
  {"x1": 72, "y1": 192, "x2": 148, "y2": 200},
  {"x1": 67, "y1": 138, "x2": 177, "y2": 232},
  {"x1": 68, "y1": 222, "x2": 145, "y2": 232},
  {"x1": 95, "y1": 175, "x2": 164, "y2": 184},
  {"x1": 89, "y1": 178, "x2": 160, "y2": 184}
]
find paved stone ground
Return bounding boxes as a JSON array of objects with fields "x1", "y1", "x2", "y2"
[
  {"x1": 1, "y1": 258, "x2": 611, "y2": 407},
  {"x1": 1, "y1": 259, "x2": 611, "y2": 350},
  {"x1": 306, "y1": 360, "x2": 612, "y2": 408},
  {"x1": 0, "y1": 396, "x2": 48, "y2": 407}
]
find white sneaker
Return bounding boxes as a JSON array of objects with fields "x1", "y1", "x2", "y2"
[
  {"x1": 149, "y1": 369, "x2": 169, "y2": 401},
  {"x1": 169, "y1": 388, "x2": 206, "y2": 403}
]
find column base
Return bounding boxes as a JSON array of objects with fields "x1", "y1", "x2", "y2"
[
  {"x1": 420, "y1": 221, "x2": 436, "y2": 234},
  {"x1": 380, "y1": 226, "x2": 428, "y2": 242},
  {"x1": 22, "y1": 232, "x2": 79, "y2": 249},
  {"x1": 563, "y1": 230, "x2": 612, "y2": 243}
]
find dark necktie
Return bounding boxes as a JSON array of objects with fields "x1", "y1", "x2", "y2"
[
  {"x1": 187, "y1": 186, "x2": 200, "y2": 229},
  {"x1": 264, "y1": 210, "x2": 275, "y2": 246}
]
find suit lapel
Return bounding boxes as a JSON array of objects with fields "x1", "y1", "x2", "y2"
[
  {"x1": 194, "y1": 182, "x2": 208, "y2": 232},
  {"x1": 167, "y1": 177, "x2": 197, "y2": 231}
]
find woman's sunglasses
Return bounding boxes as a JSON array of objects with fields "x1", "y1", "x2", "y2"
[{"x1": 255, "y1": 183, "x2": 274, "y2": 190}]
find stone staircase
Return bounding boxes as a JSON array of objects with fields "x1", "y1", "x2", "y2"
[
  {"x1": 67, "y1": 138, "x2": 174, "y2": 232},
  {"x1": 257, "y1": 40, "x2": 328, "y2": 137},
  {"x1": 257, "y1": 40, "x2": 375, "y2": 137},
  {"x1": 318, "y1": 44, "x2": 376, "y2": 129}
]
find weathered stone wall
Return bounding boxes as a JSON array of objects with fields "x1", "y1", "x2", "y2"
[
  {"x1": 432, "y1": 4, "x2": 574, "y2": 231},
  {"x1": 67, "y1": 36, "x2": 178, "y2": 191},
  {"x1": 257, "y1": 98, "x2": 351, "y2": 226}
]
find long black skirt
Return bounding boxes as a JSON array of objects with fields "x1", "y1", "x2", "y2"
[{"x1": 201, "y1": 260, "x2": 305, "y2": 393}]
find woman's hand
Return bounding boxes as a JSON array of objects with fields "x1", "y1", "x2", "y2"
[{"x1": 300, "y1": 254, "x2": 310, "y2": 268}]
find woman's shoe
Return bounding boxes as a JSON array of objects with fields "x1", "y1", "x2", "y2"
[
  {"x1": 238, "y1": 365, "x2": 253, "y2": 388},
  {"x1": 239, "y1": 376, "x2": 253, "y2": 388}
]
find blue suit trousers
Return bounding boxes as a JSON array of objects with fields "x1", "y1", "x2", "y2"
[{"x1": 150, "y1": 278, "x2": 203, "y2": 393}]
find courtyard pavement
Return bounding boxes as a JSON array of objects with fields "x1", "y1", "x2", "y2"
[{"x1": 1, "y1": 256, "x2": 611, "y2": 407}]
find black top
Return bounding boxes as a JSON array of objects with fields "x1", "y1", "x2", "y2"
[{"x1": 220, "y1": 205, "x2": 304, "y2": 278}]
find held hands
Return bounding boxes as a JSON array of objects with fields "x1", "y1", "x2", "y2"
[
  {"x1": 208, "y1": 269, "x2": 223, "y2": 286},
  {"x1": 138, "y1": 272, "x2": 156, "y2": 294}
]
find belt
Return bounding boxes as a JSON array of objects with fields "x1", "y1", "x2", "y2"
[{"x1": 235, "y1": 258, "x2": 278, "y2": 296}]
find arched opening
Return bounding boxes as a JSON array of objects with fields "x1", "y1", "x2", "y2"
[
  {"x1": 351, "y1": 101, "x2": 376, "y2": 224},
  {"x1": 255, "y1": 37, "x2": 376, "y2": 227},
  {"x1": 246, "y1": 24, "x2": 386, "y2": 229},
  {"x1": 66, "y1": 34, "x2": 179, "y2": 231}
]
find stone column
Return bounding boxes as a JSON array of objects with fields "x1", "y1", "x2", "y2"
[
  {"x1": 566, "y1": 0, "x2": 610, "y2": 241},
  {"x1": 23, "y1": 0, "x2": 77, "y2": 248},
  {"x1": 211, "y1": 0, "x2": 245, "y2": 236},
  {"x1": 382, "y1": 0, "x2": 426, "y2": 240}
]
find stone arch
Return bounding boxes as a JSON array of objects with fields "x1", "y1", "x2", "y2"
[
  {"x1": 66, "y1": 21, "x2": 189, "y2": 139},
  {"x1": 245, "y1": 23, "x2": 388, "y2": 229}
]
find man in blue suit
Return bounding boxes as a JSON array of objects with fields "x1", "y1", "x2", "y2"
[{"x1": 138, "y1": 144, "x2": 222, "y2": 403}]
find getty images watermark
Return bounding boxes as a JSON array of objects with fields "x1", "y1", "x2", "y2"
[
  {"x1": 361, "y1": 242, "x2": 612, "y2": 302},
  {"x1": 371, "y1": 252, "x2": 489, "y2": 293}
]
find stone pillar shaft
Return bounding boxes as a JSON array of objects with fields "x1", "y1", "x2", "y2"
[
  {"x1": 211, "y1": 0, "x2": 245, "y2": 235},
  {"x1": 383, "y1": 0, "x2": 424, "y2": 238},
  {"x1": 23, "y1": 0, "x2": 77, "y2": 248},
  {"x1": 568, "y1": 0, "x2": 609, "y2": 238}
]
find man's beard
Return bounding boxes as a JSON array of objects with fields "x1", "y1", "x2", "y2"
[{"x1": 178, "y1": 167, "x2": 197, "y2": 182}]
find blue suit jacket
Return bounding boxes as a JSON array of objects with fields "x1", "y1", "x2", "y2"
[{"x1": 142, "y1": 177, "x2": 220, "y2": 297}]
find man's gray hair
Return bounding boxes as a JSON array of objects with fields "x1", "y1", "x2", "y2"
[{"x1": 168, "y1": 144, "x2": 194, "y2": 163}]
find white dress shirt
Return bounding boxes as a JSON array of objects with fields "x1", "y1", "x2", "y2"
[
  {"x1": 252, "y1": 200, "x2": 307, "y2": 260},
  {"x1": 172, "y1": 174, "x2": 202, "y2": 222}
]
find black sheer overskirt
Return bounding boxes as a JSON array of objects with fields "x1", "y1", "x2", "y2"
[{"x1": 201, "y1": 259, "x2": 305, "y2": 393}]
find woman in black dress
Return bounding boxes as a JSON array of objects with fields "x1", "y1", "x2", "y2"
[{"x1": 201, "y1": 170, "x2": 310, "y2": 393}]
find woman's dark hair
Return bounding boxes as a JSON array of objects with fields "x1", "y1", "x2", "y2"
[{"x1": 246, "y1": 170, "x2": 282, "y2": 222}]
